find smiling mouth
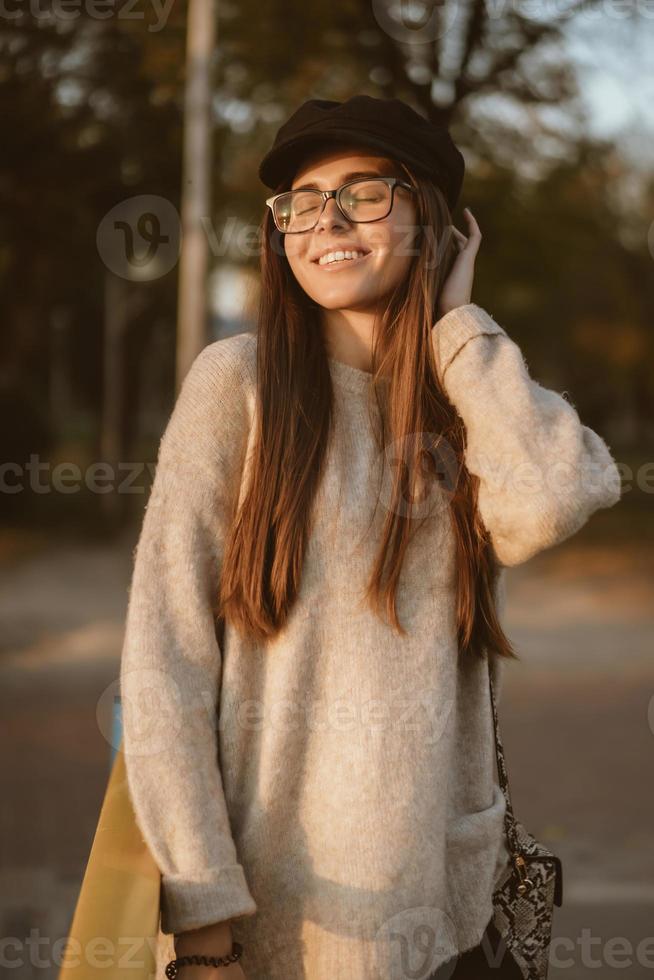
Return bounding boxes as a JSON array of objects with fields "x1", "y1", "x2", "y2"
[{"x1": 311, "y1": 250, "x2": 372, "y2": 270}]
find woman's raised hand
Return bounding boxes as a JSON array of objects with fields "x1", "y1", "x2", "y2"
[{"x1": 437, "y1": 207, "x2": 482, "y2": 318}]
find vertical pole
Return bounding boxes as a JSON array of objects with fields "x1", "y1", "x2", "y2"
[{"x1": 176, "y1": 0, "x2": 216, "y2": 393}]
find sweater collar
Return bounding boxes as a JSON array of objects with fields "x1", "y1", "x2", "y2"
[{"x1": 327, "y1": 356, "x2": 374, "y2": 394}]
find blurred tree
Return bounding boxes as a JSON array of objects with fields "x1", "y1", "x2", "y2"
[{"x1": 0, "y1": 4, "x2": 186, "y2": 500}]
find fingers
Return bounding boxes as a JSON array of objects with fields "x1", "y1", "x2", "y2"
[
  {"x1": 449, "y1": 209, "x2": 481, "y2": 254},
  {"x1": 451, "y1": 227, "x2": 468, "y2": 252},
  {"x1": 463, "y1": 206, "x2": 481, "y2": 239}
]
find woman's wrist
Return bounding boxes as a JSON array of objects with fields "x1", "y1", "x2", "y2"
[
  {"x1": 170, "y1": 922, "x2": 246, "y2": 978},
  {"x1": 173, "y1": 919, "x2": 234, "y2": 957}
]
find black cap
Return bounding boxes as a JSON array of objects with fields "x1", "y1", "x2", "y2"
[{"x1": 258, "y1": 95, "x2": 465, "y2": 211}]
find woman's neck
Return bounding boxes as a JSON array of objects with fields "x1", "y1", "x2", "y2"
[{"x1": 320, "y1": 307, "x2": 381, "y2": 373}]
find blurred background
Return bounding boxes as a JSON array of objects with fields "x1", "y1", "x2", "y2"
[{"x1": 1, "y1": 0, "x2": 653, "y2": 977}]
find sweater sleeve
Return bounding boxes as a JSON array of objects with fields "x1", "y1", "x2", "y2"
[
  {"x1": 431, "y1": 303, "x2": 622, "y2": 567},
  {"x1": 119, "y1": 341, "x2": 257, "y2": 935}
]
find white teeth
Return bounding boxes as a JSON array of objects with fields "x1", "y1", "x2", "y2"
[{"x1": 317, "y1": 250, "x2": 367, "y2": 266}]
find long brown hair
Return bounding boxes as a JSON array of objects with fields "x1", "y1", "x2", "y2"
[{"x1": 219, "y1": 154, "x2": 519, "y2": 663}]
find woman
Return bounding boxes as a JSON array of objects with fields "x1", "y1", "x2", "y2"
[{"x1": 119, "y1": 96, "x2": 621, "y2": 980}]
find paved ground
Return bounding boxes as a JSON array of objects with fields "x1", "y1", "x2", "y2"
[{"x1": 1, "y1": 525, "x2": 652, "y2": 979}]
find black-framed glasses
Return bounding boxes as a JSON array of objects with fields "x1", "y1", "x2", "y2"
[{"x1": 265, "y1": 176, "x2": 415, "y2": 234}]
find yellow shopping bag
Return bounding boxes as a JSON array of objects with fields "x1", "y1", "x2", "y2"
[{"x1": 58, "y1": 743, "x2": 162, "y2": 979}]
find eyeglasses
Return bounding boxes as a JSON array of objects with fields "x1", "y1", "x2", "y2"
[{"x1": 265, "y1": 176, "x2": 415, "y2": 234}]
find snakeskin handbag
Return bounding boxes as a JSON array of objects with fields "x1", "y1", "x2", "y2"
[{"x1": 487, "y1": 653, "x2": 564, "y2": 980}]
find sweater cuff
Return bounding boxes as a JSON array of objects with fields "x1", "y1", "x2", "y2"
[
  {"x1": 160, "y1": 864, "x2": 257, "y2": 934},
  {"x1": 432, "y1": 303, "x2": 506, "y2": 383}
]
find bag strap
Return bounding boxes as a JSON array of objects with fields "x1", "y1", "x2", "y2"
[{"x1": 487, "y1": 652, "x2": 521, "y2": 857}]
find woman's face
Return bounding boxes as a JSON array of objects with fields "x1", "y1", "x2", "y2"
[{"x1": 282, "y1": 147, "x2": 418, "y2": 314}]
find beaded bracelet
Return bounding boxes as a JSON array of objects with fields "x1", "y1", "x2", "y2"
[{"x1": 165, "y1": 940, "x2": 243, "y2": 978}]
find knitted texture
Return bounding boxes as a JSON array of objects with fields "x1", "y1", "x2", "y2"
[{"x1": 120, "y1": 303, "x2": 621, "y2": 980}]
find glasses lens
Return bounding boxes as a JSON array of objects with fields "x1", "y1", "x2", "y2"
[
  {"x1": 274, "y1": 190, "x2": 323, "y2": 233},
  {"x1": 340, "y1": 179, "x2": 391, "y2": 222}
]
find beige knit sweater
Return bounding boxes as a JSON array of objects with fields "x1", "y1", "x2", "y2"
[{"x1": 119, "y1": 303, "x2": 621, "y2": 980}]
